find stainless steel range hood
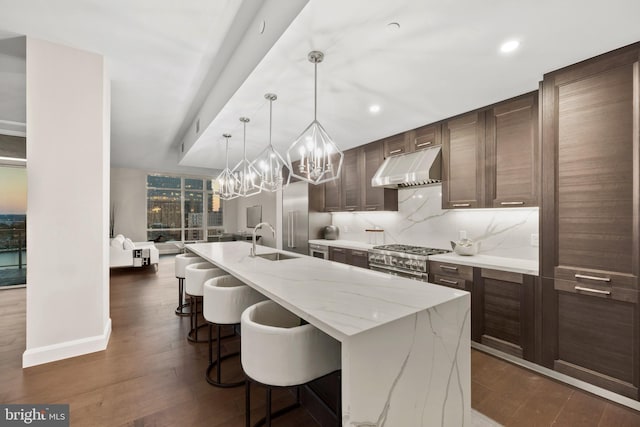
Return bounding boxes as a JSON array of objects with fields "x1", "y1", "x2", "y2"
[{"x1": 371, "y1": 146, "x2": 442, "y2": 188}]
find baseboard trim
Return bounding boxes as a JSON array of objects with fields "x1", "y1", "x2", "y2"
[
  {"x1": 472, "y1": 342, "x2": 640, "y2": 412},
  {"x1": 22, "y1": 318, "x2": 112, "y2": 368}
]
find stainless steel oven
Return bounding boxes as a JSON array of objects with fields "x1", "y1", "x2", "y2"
[
  {"x1": 368, "y1": 244, "x2": 450, "y2": 281},
  {"x1": 309, "y1": 243, "x2": 329, "y2": 260}
]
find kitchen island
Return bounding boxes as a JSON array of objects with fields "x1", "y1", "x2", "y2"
[{"x1": 186, "y1": 241, "x2": 470, "y2": 426}]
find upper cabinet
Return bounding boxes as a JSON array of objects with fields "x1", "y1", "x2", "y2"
[
  {"x1": 409, "y1": 123, "x2": 442, "y2": 152},
  {"x1": 485, "y1": 93, "x2": 539, "y2": 208},
  {"x1": 319, "y1": 141, "x2": 398, "y2": 212},
  {"x1": 441, "y1": 92, "x2": 539, "y2": 209},
  {"x1": 382, "y1": 133, "x2": 409, "y2": 158},
  {"x1": 442, "y1": 111, "x2": 486, "y2": 209},
  {"x1": 341, "y1": 149, "x2": 361, "y2": 211},
  {"x1": 362, "y1": 141, "x2": 398, "y2": 211}
]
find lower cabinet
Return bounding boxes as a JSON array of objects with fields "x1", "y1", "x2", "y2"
[
  {"x1": 429, "y1": 261, "x2": 473, "y2": 291},
  {"x1": 329, "y1": 246, "x2": 369, "y2": 269},
  {"x1": 429, "y1": 262, "x2": 535, "y2": 362},
  {"x1": 474, "y1": 269, "x2": 535, "y2": 361},
  {"x1": 541, "y1": 277, "x2": 639, "y2": 399}
]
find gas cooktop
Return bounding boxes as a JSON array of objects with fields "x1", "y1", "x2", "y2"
[{"x1": 371, "y1": 244, "x2": 450, "y2": 257}]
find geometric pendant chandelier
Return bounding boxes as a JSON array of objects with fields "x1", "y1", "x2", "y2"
[
  {"x1": 251, "y1": 93, "x2": 290, "y2": 192},
  {"x1": 231, "y1": 117, "x2": 262, "y2": 197},
  {"x1": 215, "y1": 133, "x2": 239, "y2": 201},
  {"x1": 286, "y1": 51, "x2": 343, "y2": 185}
]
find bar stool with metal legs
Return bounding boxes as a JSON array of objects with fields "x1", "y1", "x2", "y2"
[
  {"x1": 203, "y1": 275, "x2": 266, "y2": 387},
  {"x1": 174, "y1": 252, "x2": 203, "y2": 316},
  {"x1": 184, "y1": 262, "x2": 226, "y2": 343},
  {"x1": 241, "y1": 300, "x2": 342, "y2": 427}
]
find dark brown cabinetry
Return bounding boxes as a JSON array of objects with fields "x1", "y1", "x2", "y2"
[
  {"x1": 442, "y1": 92, "x2": 539, "y2": 210},
  {"x1": 362, "y1": 142, "x2": 398, "y2": 211},
  {"x1": 323, "y1": 179, "x2": 341, "y2": 212},
  {"x1": 329, "y1": 246, "x2": 348, "y2": 264},
  {"x1": 429, "y1": 261, "x2": 473, "y2": 291},
  {"x1": 474, "y1": 269, "x2": 535, "y2": 361},
  {"x1": 341, "y1": 149, "x2": 361, "y2": 211},
  {"x1": 540, "y1": 43, "x2": 640, "y2": 399},
  {"x1": 318, "y1": 142, "x2": 397, "y2": 212},
  {"x1": 329, "y1": 246, "x2": 369, "y2": 269},
  {"x1": 408, "y1": 123, "x2": 442, "y2": 152},
  {"x1": 382, "y1": 133, "x2": 409, "y2": 158},
  {"x1": 442, "y1": 112, "x2": 486, "y2": 209},
  {"x1": 485, "y1": 93, "x2": 539, "y2": 208}
]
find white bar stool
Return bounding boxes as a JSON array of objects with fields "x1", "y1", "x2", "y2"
[
  {"x1": 203, "y1": 275, "x2": 266, "y2": 387},
  {"x1": 174, "y1": 252, "x2": 203, "y2": 316},
  {"x1": 185, "y1": 262, "x2": 226, "y2": 343},
  {"x1": 241, "y1": 300, "x2": 341, "y2": 427}
]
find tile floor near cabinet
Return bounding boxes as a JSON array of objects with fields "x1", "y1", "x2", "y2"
[{"x1": 0, "y1": 255, "x2": 639, "y2": 426}]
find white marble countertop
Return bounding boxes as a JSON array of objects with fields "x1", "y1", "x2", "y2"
[
  {"x1": 428, "y1": 252, "x2": 539, "y2": 276},
  {"x1": 308, "y1": 239, "x2": 374, "y2": 251},
  {"x1": 186, "y1": 241, "x2": 468, "y2": 341}
]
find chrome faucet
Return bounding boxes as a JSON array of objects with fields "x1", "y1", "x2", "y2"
[{"x1": 250, "y1": 222, "x2": 276, "y2": 257}]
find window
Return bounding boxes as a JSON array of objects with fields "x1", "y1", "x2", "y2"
[{"x1": 146, "y1": 175, "x2": 222, "y2": 242}]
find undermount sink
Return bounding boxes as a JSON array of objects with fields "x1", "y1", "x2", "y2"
[{"x1": 255, "y1": 252, "x2": 299, "y2": 261}]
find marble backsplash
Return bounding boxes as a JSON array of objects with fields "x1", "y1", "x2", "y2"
[{"x1": 330, "y1": 185, "x2": 539, "y2": 261}]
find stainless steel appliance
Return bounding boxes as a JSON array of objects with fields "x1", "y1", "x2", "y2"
[
  {"x1": 368, "y1": 244, "x2": 450, "y2": 281},
  {"x1": 282, "y1": 181, "x2": 309, "y2": 255},
  {"x1": 309, "y1": 243, "x2": 329, "y2": 259},
  {"x1": 322, "y1": 225, "x2": 339, "y2": 240},
  {"x1": 371, "y1": 146, "x2": 442, "y2": 188}
]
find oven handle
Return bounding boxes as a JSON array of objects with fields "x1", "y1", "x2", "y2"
[{"x1": 369, "y1": 264, "x2": 427, "y2": 278}]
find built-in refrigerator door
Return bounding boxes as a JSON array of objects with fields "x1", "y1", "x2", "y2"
[{"x1": 282, "y1": 181, "x2": 309, "y2": 255}]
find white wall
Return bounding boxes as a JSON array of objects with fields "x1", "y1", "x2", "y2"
[
  {"x1": 110, "y1": 167, "x2": 147, "y2": 242},
  {"x1": 224, "y1": 190, "x2": 277, "y2": 248},
  {"x1": 24, "y1": 38, "x2": 111, "y2": 367},
  {"x1": 331, "y1": 185, "x2": 539, "y2": 261}
]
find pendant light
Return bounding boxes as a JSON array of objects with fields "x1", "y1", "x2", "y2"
[
  {"x1": 251, "y1": 93, "x2": 290, "y2": 192},
  {"x1": 215, "y1": 133, "x2": 239, "y2": 200},
  {"x1": 231, "y1": 117, "x2": 262, "y2": 197},
  {"x1": 286, "y1": 50, "x2": 343, "y2": 185}
]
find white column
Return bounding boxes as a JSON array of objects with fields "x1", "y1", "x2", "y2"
[{"x1": 23, "y1": 38, "x2": 111, "y2": 367}]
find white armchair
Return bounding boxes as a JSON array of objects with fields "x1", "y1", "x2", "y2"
[{"x1": 109, "y1": 234, "x2": 159, "y2": 268}]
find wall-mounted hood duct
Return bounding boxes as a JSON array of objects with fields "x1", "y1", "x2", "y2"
[{"x1": 371, "y1": 146, "x2": 442, "y2": 188}]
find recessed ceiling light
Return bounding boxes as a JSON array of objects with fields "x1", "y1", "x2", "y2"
[
  {"x1": 369, "y1": 104, "x2": 381, "y2": 114},
  {"x1": 500, "y1": 39, "x2": 520, "y2": 54},
  {"x1": 387, "y1": 22, "x2": 400, "y2": 31}
]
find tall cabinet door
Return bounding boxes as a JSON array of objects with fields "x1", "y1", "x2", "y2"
[
  {"x1": 442, "y1": 111, "x2": 485, "y2": 209},
  {"x1": 485, "y1": 93, "x2": 539, "y2": 208},
  {"x1": 341, "y1": 149, "x2": 361, "y2": 211},
  {"x1": 540, "y1": 45, "x2": 640, "y2": 399}
]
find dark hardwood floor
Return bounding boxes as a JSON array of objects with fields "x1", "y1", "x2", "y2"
[{"x1": 1, "y1": 255, "x2": 639, "y2": 426}]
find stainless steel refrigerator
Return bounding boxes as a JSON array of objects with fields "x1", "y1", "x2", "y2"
[{"x1": 280, "y1": 181, "x2": 331, "y2": 255}]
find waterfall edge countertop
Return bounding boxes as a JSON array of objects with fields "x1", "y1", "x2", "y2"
[
  {"x1": 186, "y1": 241, "x2": 471, "y2": 426},
  {"x1": 186, "y1": 241, "x2": 467, "y2": 341}
]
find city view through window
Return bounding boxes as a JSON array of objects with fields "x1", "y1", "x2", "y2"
[
  {"x1": 147, "y1": 175, "x2": 222, "y2": 242},
  {"x1": 0, "y1": 166, "x2": 27, "y2": 287}
]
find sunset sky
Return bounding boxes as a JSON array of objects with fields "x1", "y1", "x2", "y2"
[{"x1": 0, "y1": 167, "x2": 27, "y2": 214}]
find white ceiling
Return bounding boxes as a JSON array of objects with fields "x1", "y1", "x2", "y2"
[{"x1": 1, "y1": 0, "x2": 640, "y2": 174}]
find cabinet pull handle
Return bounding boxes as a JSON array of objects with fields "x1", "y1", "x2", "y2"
[
  {"x1": 440, "y1": 265, "x2": 458, "y2": 271},
  {"x1": 439, "y1": 278, "x2": 459, "y2": 286},
  {"x1": 333, "y1": 248, "x2": 344, "y2": 253},
  {"x1": 389, "y1": 149, "x2": 402, "y2": 155},
  {"x1": 575, "y1": 274, "x2": 611, "y2": 283},
  {"x1": 346, "y1": 208, "x2": 355, "y2": 211},
  {"x1": 415, "y1": 140, "x2": 432, "y2": 148},
  {"x1": 452, "y1": 203, "x2": 470, "y2": 207},
  {"x1": 366, "y1": 207, "x2": 377, "y2": 211},
  {"x1": 500, "y1": 201, "x2": 525, "y2": 206},
  {"x1": 574, "y1": 286, "x2": 611, "y2": 295}
]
